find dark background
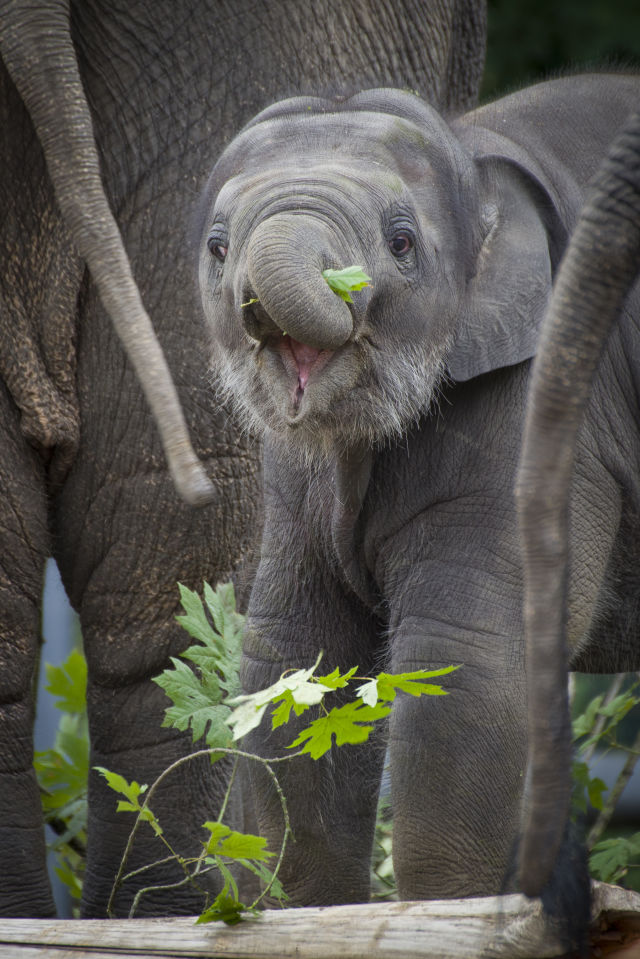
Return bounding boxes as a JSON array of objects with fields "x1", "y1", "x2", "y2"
[{"x1": 483, "y1": 0, "x2": 640, "y2": 100}]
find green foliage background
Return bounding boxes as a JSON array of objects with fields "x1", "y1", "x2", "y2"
[{"x1": 483, "y1": 0, "x2": 640, "y2": 100}]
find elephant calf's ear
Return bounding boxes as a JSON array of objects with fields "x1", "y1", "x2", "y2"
[{"x1": 446, "y1": 159, "x2": 566, "y2": 383}]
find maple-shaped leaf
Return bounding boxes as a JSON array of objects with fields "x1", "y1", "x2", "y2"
[
  {"x1": 374, "y1": 667, "x2": 459, "y2": 703},
  {"x1": 322, "y1": 266, "x2": 372, "y2": 303},
  {"x1": 315, "y1": 666, "x2": 359, "y2": 690},
  {"x1": 289, "y1": 700, "x2": 391, "y2": 760},
  {"x1": 174, "y1": 582, "x2": 243, "y2": 698},
  {"x1": 203, "y1": 821, "x2": 273, "y2": 862},
  {"x1": 154, "y1": 656, "x2": 233, "y2": 748},
  {"x1": 196, "y1": 889, "x2": 248, "y2": 926},
  {"x1": 271, "y1": 689, "x2": 310, "y2": 729},
  {"x1": 226, "y1": 656, "x2": 330, "y2": 739},
  {"x1": 590, "y1": 833, "x2": 640, "y2": 884}
]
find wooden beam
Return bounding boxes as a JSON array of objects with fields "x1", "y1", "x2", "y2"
[{"x1": 0, "y1": 883, "x2": 638, "y2": 958}]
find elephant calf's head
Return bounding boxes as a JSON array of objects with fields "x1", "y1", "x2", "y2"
[{"x1": 198, "y1": 89, "x2": 556, "y2": 459}]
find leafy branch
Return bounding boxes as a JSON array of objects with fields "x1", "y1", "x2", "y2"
[
  {"x1": 572, "y1": 674, "x2": 640, "y2": 885},
  {"x1": 97, "y1": 582, "x2": 457, "y2": 923},
  {"x1": 99, "y1": 746, "x2": 291, "y2": 922},
  {"x1": 33, "y1": 649, "x2": 89, "y2": 907}
]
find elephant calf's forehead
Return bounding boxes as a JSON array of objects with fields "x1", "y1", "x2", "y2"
[{"x1": 223, "y1": 110, "x2": 440, "y2": 177}]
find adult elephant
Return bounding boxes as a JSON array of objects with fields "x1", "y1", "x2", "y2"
[
  {"x1": 197, "y1": 73, "x2": 638, "y2": 946},
  {"x1": 516, "y1": 109, "x2": 640, "y2": 934},
  {"x1": 0, "y1": 0, "x2": 487, "y2": 920}
]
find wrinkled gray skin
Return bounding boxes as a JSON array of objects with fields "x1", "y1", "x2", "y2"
[
  {"x1": 516, "y1": 107, "x2": 640, "y2": 923},
  {"x1": 0, "y1": 0, "x2": 487, "y2": 918},
  {"x1": 199, "y1": 75, "x2": 640, "y2": 909}
]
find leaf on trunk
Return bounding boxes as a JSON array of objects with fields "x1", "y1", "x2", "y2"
[{"x1": 322, "y1": 266, "x2": 372, "y2": 303}]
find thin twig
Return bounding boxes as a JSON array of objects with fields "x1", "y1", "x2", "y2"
[
  {"x1": 107, "y1": 745, "x2": 295, "y2": 918},
  {"x1": 216, "y1": 755, "x2": 239, "y2": 825},
  {"x1": 582, "y1": 674, "x2": 626, "y2": 763},
  {"x1": 128, "y1": 864, "x2": 218, "y2": 919}
]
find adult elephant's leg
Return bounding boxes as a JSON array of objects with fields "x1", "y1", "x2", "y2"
[
  {"x1": 0, "y1": 55, "x2": 83, "y2": 916},
  {"x1": 53, "y1": 270, "x2": 261, "y2": 917},
  {"x1": 0, "y1": 384, "x2": 53, "y2": 916}
]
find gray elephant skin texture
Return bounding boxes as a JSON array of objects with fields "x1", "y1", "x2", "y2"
[
  {"x1": 516, "y1": 103, "x2": 640, "y2": 938},
  {"x1": 0, "y1": 0, "x2": 487, "y2": 919},
  {"x1": 199, "y1": 74, "x2": 640, "y2": 909}
]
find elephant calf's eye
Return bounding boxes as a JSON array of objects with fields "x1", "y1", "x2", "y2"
[
  {"x1": 388, "y1": 231, "x2": 414, "y2": 256},
  {"x1": 207, "y1": 237, "x2": 228, "y2": 261}
]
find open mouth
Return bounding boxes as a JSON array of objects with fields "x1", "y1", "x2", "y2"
[{"x1": 275, "y1": 334, "x2": 335, "y2": 411}]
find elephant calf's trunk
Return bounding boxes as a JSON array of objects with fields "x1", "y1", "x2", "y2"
[{"x1": 246, "y1": 214, "x2": 353, "y2": 351}]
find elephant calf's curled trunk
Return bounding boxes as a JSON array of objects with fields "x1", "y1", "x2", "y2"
[{"x1": 246, "y1": 214, "x2": 354, "y2": 351}]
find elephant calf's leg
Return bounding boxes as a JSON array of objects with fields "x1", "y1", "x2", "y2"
[{"x1": 389, "y1": 642, "x2": 527, "y2": 900}]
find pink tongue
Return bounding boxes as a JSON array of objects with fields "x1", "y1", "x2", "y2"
[{"x1": 289, "y1": 337, "x2": 321, "y2": 391}]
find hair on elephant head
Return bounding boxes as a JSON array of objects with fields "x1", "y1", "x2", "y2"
[
  {"x1": 198, "y1": 74, "x2": 640, "y2": 952},
  {"x1": 199, "y1": 87, "x2": 567, "y2": 462}
]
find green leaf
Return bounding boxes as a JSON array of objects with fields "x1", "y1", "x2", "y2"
[
  {"x1": 322, "y1": 266, "x2": 372, "y2": 303},
  {"x1": 203, "y1": 822, "x2": 273, "y2": 862},
  {"x1": 370, "y1": 667, "x2": 458, "y2": 704},
  {"x1": 226, "y1": 656, "x2": 330, "y2": 740},
  {"x1": 240, "y1": 859, "x2": 288, "y2": 903},
  {"x1": 196, "y1": 889, "x2": 248, "y2": 925},
  {"x1": 96, "y1": 767, "x2": 164, "y2": 838},
  {"x1": 44, "y1": 649, "x2": 87, "y2": 714},
  {"x1": 289, "y1": 700, "x2": 392, "y2": 760},
  {"x1": 587, "y1": 776, "x2": 608, "y2": 811},
  {"x1": 54, "y1": 856, "x2": 84, "y2": 900},
  {"x1": 270, "y1": 690, "x2": 310, "y2": 729},
  {"x1": 155, "y1": 583, "x2": 244, "y2": 748},
  {"x1": 35, "y1": 712, "x2": 90, "y2": 814},
  {"x1": 589, "y1": 834, "x2": 640, "y2": 884},
  {"x1": 598, "y1": 692, "x2": 639, "y2": 724},
  {"x1": 572, "y1": 760, "x2": 608, "y2": 814},
  {"x1": 94, "y1": 767, "x2": 147, "y2": 805},
  {"x1": 572, "y1": 694, "x2": 604, "y2": 740},
  {"x1": 175, "y1": 583, "x2": 216, "y2": 646},
  {"x1": 315, "y1": 667, "x2": 359, "y2": 690},
  {"x1": 154, "y1": 657, "x2": 232, "y2": 747}
]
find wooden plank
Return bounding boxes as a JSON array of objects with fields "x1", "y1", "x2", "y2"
[{"x1": 1, "y1": 883, "x2": 639, "y2": 959}]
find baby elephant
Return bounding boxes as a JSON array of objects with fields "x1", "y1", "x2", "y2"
[{"x1": 198, "y1": 76, "x2": 640, "y2": 909}]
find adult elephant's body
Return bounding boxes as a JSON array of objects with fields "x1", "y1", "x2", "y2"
[
  {"x1": 198, "y1": 74, "x2": 639, "y2": 928},
  {"x1": 0, "y1": 0, "x2": 487, "y2": 918},
  {"x1": 516, "y1": 108, "x2": 640, "y2": 914}
]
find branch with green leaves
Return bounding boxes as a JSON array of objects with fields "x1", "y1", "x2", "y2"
[
  {"x1": 96, "y1": 582, "x2": 457, "y2": 923},
  {"x1": 572, "y1": 675, "x2": 640, "y2": 885}
]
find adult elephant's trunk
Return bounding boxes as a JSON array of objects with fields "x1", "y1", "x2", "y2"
[
  {"x1": 0, "y1": 0, "x2": 213, "y2": 506},
  {"x1": 246, "y1": 214, "x2": 353, "y2": 351}
]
